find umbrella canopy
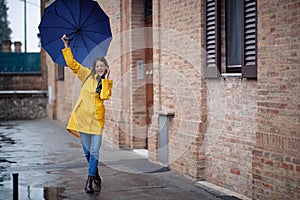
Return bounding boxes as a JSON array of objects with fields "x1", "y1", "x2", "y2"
[{"x1": 38, "y1": 0, "x2": 112, "y2": 67}]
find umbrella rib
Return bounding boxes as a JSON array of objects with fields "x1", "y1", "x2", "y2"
[
  {"x1": 80, "y1": 4, "x2": 98, "y2": 29},
  {"x1": 43, "y1": 1, "x2": 77, "y2": 29},
  {"x1": 60, "y1": 0, "x2": 78, "y2": 29},
  {"x1": 40, "y1": 11, "x2": 76, "y2": 29},
  {"x1": 80, "y1": 29, "x2": 111, "y2": 38},
  {"x1": 72, "y1": 36, "x2": 79, "y2": 57},
  {"x1": 40, "y1": 26, "x2": 74, "y2": 30},
  {"x1": 80, "y1": 34, "x2": 89, "y2": 54},
  {"x1": 80, "y1": 4, "x2": 110, "y2": 34},
  {"x1": 82, "y1": 32, "x2": 108, "y2": 53},
  {"x1": 81, "y1": 18, "x2": 110, "y2": 35},
  {"x1": 82, "y1": 32, "x2": 101, "y2": 46},
  {"x1": 41, "y1": 27, "x2": 75, "y2": 46},
  {"x1": 78, "y1": 0, "x2": 83, "y2": 26},
  {"x1": 80, "y1": 34, "x2": 91, "y2": 65}
]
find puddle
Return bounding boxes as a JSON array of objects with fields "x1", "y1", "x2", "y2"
[
  {"x1": 13, "y1": 186, "x2": 66, "y2": 200},
  {"x1": 0, "y1": 123, "x2": 15, "y2": 128},
  {"x1": 43, "y1": 187, "x2": 67, "y2": 199},
  {"x1": 0, "y1": 133, "x2": 16, "y2": 145},
  {"x1": 0, "y1": 173, "x2": 67, "y2": 199}
]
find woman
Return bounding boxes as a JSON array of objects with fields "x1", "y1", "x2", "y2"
[{"x1": 61, "y1": 34, "x2": 113, "y2": 193}]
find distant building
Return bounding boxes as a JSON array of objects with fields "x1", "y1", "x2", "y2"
[{"x1": 0, "y1": 38, "x2": 47, "y2": 120}]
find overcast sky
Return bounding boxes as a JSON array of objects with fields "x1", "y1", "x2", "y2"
[{"x1": 7, "y1": 0, "x2": 40, "y2": 52}]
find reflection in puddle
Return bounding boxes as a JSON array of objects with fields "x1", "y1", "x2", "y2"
[
  {"x1": 44, "y1": 187, "x2": 66, "y2": 199},
  {"x1": 0, "y1": 132, "x2": 16, "y2": 145},
  {"x1": 19, "y1": 186, "x2": 66, "y2": 200},
  {"x1": 0, "y1": 123, "x2": 15, "y2": 128},
  {"x1": 0, "y1": 158, "x2": 16, "y2": 163}
]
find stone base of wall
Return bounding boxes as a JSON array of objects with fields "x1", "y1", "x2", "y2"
[{"x1": 0, "y1": 91, "x2": 47, "y2": 120}]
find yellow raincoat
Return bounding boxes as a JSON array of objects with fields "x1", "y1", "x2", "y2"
[{"x1": 62, "y1": 47, "x2": 113, "y2": 138}]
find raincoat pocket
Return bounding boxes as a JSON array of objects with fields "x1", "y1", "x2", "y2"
[
  {"x1": 95, "y1": 108, "x2": 103, "y2": 121},
  {"x1": 95, "y1": 104, "x2": 105, "y2": 127}
]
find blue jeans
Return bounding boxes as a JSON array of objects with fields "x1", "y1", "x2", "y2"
[{"x1": 79, "y1": 132, "x2": 102, "y2": 176}]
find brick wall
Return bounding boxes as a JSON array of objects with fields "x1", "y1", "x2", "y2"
[
  {"x1": 205, "y1": 79, "x2": 257, "y2": 197},
  {"x1": 56, "y1": 69, "x2": 75, "y2": 124},
  {"x1": 148, "y1": 0, "x2": 205, "y2": 179},
  {"x1": 203, "y1": 0, "x2": 258, "y2": 197},
  {"x1": 0, "y1": 74, "x2": 45, "y2": 90},
  {"x1": 253, "y1": 0, "x2": 300, "y2": 199}
]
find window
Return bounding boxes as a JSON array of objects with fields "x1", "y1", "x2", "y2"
[
  {"x1": 226, "y1": 0, "x2": 242, "y2": 72},
  {"x1": 144, "y1": 0, "x2": 152, "y2": 19},
  {"x1": 57, "y1": 64, "x2": 64, "y2": 80},
  {"x1": 204, "y1": 0, "x2": 257, "y2": 78}
]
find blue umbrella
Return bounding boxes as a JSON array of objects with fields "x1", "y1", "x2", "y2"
[{"x1": 38, "y1": 0, "x2": 112, "y2": 67}]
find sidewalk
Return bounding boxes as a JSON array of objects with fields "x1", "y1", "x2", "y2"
[{"x1": 0, "y1": 120, "x2": 243, "y2": 200}]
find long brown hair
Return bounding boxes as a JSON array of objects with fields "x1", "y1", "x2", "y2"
[
  {"x1": 91, "y1": 57, "x2": 109, "y2": 94},
  {"x1": 90, "y1": 57, "x2": 109, "y2": 81}
]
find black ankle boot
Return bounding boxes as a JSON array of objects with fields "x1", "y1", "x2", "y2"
[
  {"x1": 84, "y1": 176, "x2": 94, "y2": 194},
  {"x1": 94, "y1": 168, "x2": 102, "y2": 186}
]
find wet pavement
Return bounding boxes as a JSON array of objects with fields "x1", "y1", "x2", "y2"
[{"x1": 0, "y1": 120, "x2": 241, "y2": 200}]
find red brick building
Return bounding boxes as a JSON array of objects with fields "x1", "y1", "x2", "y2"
[{"x1": 43, "y1": 0, "x2": 300, "y2": 199}]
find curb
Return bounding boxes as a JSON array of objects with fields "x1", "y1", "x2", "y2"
[{"x1": 196, "y1": 181, "x2": 252, "y2": 200}]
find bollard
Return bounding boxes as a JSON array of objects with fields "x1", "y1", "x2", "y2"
[{"x1": 13, "y1": 173, "x2": 18, "y2": 200}]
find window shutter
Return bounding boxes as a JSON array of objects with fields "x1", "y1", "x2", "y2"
[
  {"x1": 242, "y1": 0, "x2": 257, "y2": 78},
  {"x1": 204, "y1": 0, "x2": 221, "y2": 78}
]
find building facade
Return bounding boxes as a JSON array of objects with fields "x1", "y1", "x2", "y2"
[
  {"x1": 44, "y1": 0, "x2": 300, "y2": 199},
  {"x1": 0, "y1": 37, "x2": 47, "y2": 120}
]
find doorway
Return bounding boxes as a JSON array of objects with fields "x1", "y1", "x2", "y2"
[{"x1": 144, "y1": 1, "x2": 153, "y2": 149}]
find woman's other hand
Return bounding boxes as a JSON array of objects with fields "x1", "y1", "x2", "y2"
[
  {"x1": 105, "y1": 68, "x2": 110, "y2": 79},
  {"x1": 61, "y1": 34, "x2": 69, "y2": 48}
]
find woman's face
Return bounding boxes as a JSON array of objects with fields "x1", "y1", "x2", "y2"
[{"x1": 95, "y1": 60, "x2": 107, "y2": 77}]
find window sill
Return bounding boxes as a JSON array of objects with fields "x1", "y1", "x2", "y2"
[
  {"x1": 0, "y1": 90, "x2": 47, "y2": 97},
  {"x1": 221, "y1": 73, "x2": 242, "y2": 79}
]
